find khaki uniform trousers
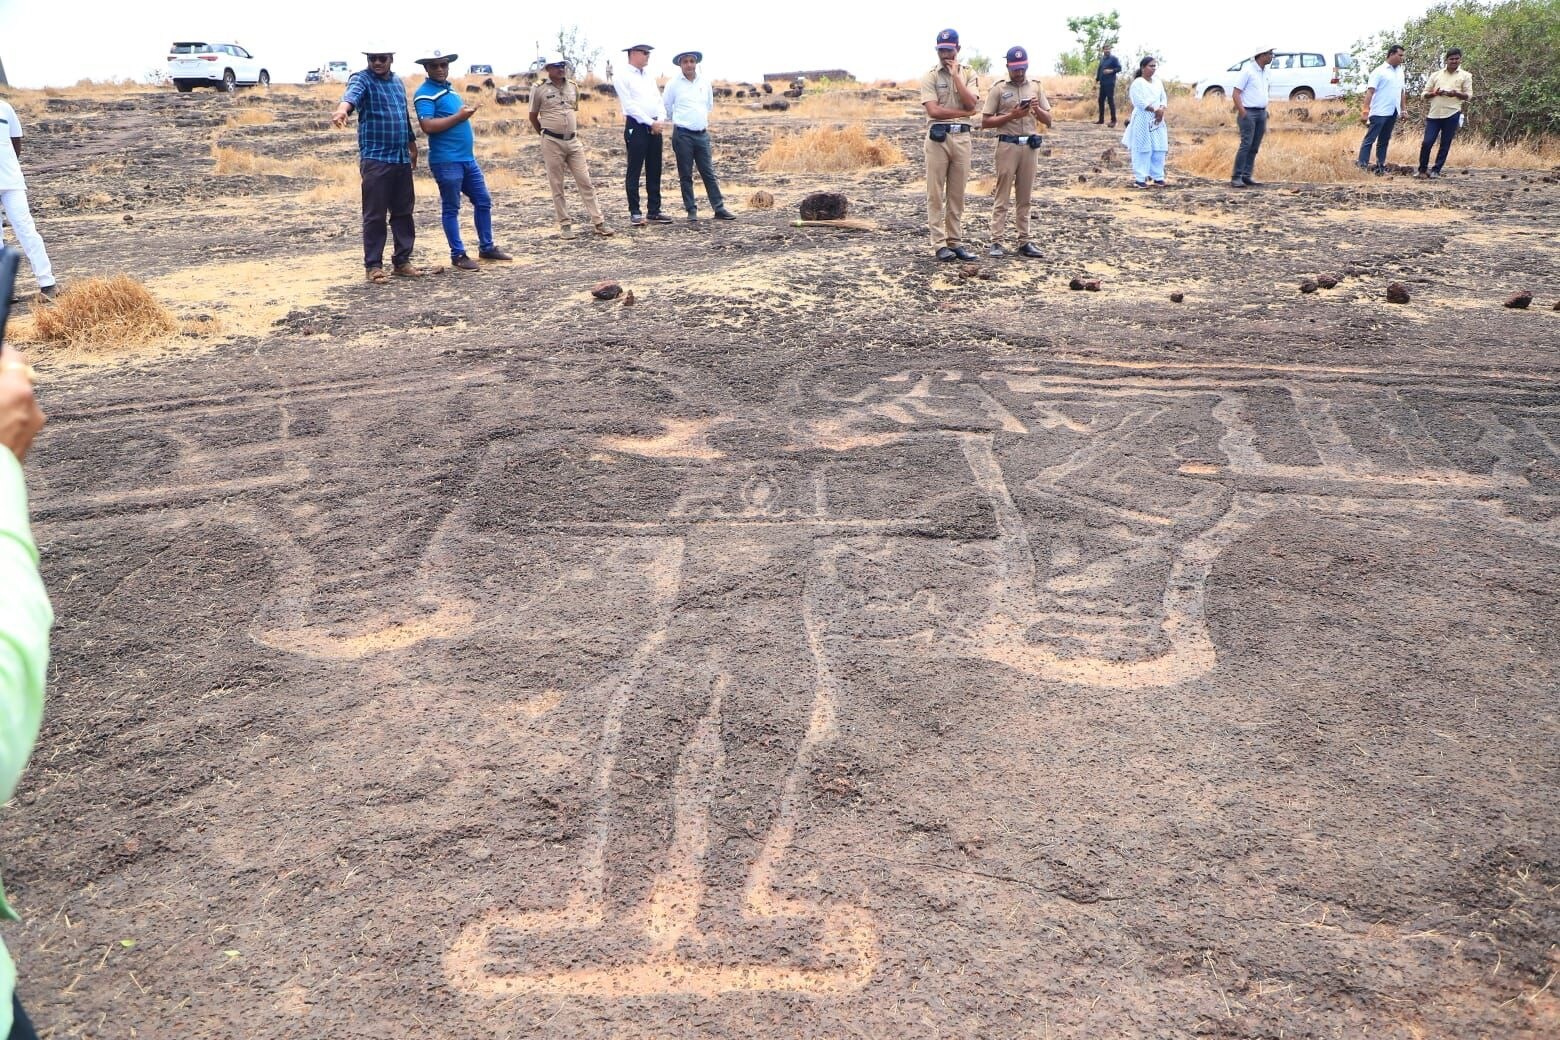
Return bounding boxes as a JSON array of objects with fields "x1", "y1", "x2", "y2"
[
  {"x1": 924, "y1": 132, "x2": 972, "y2": 248},
  {"x1": 991, "y1": 141, "x2": 1038, "y2": 246},
  {"x1": 541, "y1": 134, "x2": 604, "y2": 227}
]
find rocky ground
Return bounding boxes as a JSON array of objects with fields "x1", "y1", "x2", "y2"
[{"x1": 3, "y1": 87, "x2": 1558, "y2": 1039}]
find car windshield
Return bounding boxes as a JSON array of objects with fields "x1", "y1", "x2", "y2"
[
  {"x1": 171, "y1": 43, "x2": 212, "y2": 54},
  {"x1": 1335, "y1": 53, "x2": 1356, "y2": 68}
]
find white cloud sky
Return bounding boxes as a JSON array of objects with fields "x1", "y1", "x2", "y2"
[{"x1": 0, "y1": 0, "x2": 1430, "y2": 87}]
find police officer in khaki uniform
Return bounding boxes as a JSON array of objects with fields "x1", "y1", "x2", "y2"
[
  {"x1": 981, "y1": 46, "x2": 1051, "y2": 259},
  {"x1": 919, "y1": 28, "x2": 980, "y2": 262},
  {"x1": 528, "y1": 56, "x2": 615, "y2": 240}
]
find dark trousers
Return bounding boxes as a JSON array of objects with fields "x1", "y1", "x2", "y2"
[
  {"x1": 1232, "y1": 108, "x2": 1268, "y2": 181},
  {"x1": 671, "y1": 128, "x2": 726, "y2": 216},
  {"x1": 1097, "y1": 80, "x2": 1117, "y2": 122},
  {"x1": 1419, "y1": 114, "x2": 1461, "y2": 172},
  {"x1": 623, "y1": 120, "x2": 663, "y2": 217},
  {"x1": 1358, "y1": 113, "x2": 1398, "y2": 168},
  {"x1": 360, "y1": 159, "x2": 415, "y2": 269},
  {"x1": 10, "y1": 995, "x2": 38, "y2": 1040}
]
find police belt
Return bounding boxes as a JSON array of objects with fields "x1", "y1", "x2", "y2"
[
  {"x1": 929, "y1": 123, "x2": 972, "y2": 134},
  {"x1": 998, "y1": 134, "x2": 1045, "y2": 147},
  {"x1": 541, "y1": 129, "x2": 576, "y2": 141}
]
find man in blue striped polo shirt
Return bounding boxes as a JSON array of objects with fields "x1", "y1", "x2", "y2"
[
  {"x1": 331, "y1": 49, "x2": 425, "y2": 282},
  {"x1": 414, "y1": 50, "x2": 512, "y2": 270}
]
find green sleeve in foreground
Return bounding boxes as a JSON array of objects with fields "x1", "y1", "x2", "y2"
[{"x1": 0, "y1": 448, "x2": 50, "y2": 807}]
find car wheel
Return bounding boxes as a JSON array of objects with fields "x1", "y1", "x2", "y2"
[
  {"x1": 1290, "y1": 87, "x2": 1315, "y2": 102},
  {"x1": 175, "y1": 81, "x2": 193, "y2": 93},
  {"x1": 257, "y1": 70, "x2": 270, "y2": 87},
  {"x1": 219, "y1": 69, "x2": 236, "y2": 92},
  {"x1": 1203, "y1": 86, "x2": 1224, "y2": 99}
]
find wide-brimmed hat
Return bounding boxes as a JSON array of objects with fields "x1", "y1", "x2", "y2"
[
  {"x1": 1253, "y1": 46, "x2": 1275, "y2": 57},
  {"x1": 624, "y1": 43, "x2": 654, "y2": 54},
  {"x1": 415, "y1": 50, "x2": 458, "y2": 65},
  {"x1": 362, "y1": 49, "x2": 396, "y2": 56},
  {"x1": 673, "y1": 51, "x2": 703, "y2": 65},
  {"x1": 543, "y1": 55, "x2": 570, "y2": 69}
]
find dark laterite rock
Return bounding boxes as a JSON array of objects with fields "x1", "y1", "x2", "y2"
[
  {"x1": 1386, "y1": 282, "x2": 1411, "y2": 304},
  {"x1": 799, "y1": 193, "x2": 847, "y2": 221},
  {"x1": 1503, "y1": 291, "x2": 1533, "y2": 310},
  {"x1": 591, "y1": 282, "x2": 623, "y2": 300}
]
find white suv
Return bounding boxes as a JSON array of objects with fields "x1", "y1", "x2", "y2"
[
  {"x1": 1195, "y1": 50, "x2": 1355, "y2": 102},
  {"x1": 167, "y1": 42, "x2": 270, "y2": 93}
]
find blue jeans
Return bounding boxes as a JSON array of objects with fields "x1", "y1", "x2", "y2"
[
  {"x1": 671, "y1": 128, "x2": 726, "y2": 216},
  {"x1": 1419, "y1": 114, "x2": 1461, "y2": 172},
  {"x1": 1358, "y1": 113, "x2": 1398, "y2": 168},
  {"x1": 429, "y1": 160, "x2": 493, "y2": 258},
  {"x1": 1232, "y1": 108, "x2": 1267, "y2": 181}
]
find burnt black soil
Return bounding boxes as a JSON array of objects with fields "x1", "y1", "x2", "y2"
[{"x1": 4, "y1": 88, "x2": 1558, "y2": 1039}]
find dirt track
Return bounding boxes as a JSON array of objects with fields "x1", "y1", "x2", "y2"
[{"x1": 5, "y1": 88, "x2": 1559, "y2": 1038}]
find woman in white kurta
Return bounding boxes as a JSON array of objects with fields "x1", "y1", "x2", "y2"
[{"x1": 1122, "y1": 57, "x2": 1169, "y2": 187}]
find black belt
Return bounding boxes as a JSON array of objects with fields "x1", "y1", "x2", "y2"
[
  {"x1": 541, "y1": 129, "x2": 576, "y2": 140},
  {"x1": 930, "y1": 123, "x2": 972, "y2": 134},
  {"x1": 673, "y1": 126, "x2": 708, "y2": 134},
  {"x1": 998, "y1": 134, "x2": 1042, "y2": 145},
  {"x1": 1243, "y1": 106, "x2": 1267, "y2": 113}
]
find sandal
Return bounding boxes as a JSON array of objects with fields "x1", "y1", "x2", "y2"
[{"x1": 366, "y1": 267, "x2": 388, "y2": 284}]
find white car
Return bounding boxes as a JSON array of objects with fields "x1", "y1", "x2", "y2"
[
  {"x1": 322, "y1": 61, "x2": 351, "y2": 84},
  {"x1": 167, "y1": 41, "x2": 269, "y2": 93},
  {"x1": 1195, "y1": 49, "x2": 1356, "y2": 102}
]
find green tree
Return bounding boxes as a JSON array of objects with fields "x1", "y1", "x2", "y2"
[
  {"x1": 1055, "y1": 11, "x2": 1122, "y2": 76},
  {"x1": 1355, "y1": 0, "x2": 1559, "y2": 142},
  {"x1": 966, "y1": 53, "x2": 993, "y2": 76}
]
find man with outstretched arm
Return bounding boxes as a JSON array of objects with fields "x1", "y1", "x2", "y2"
[{"x1": 331, "y1": 48, "x2": 425, "y2": 282}]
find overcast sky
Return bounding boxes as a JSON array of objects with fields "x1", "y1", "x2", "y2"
[{"x1": 0, "y1": 0, "x2": 1429, "y2": 87}]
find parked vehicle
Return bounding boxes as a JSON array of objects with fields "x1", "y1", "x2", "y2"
[
  {"x1": 167, "y1": 41, "x2": 269, "y2": 93},
  {"x1": 304, "y1": 69, "x2": 322, "y2": 84},
  {"x1": 1195, "y1": 50, "x2": 1356, "y2": 102},
  {"x1": 323, "y1": 61, "x2": 351, "y2": 84},
  {"x1": 468, "y1": 64, "x2": 494, "y2": 76}
]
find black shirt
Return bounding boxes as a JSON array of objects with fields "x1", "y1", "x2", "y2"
[{"x1": 1097, "y1": 55, "x2": 1122, "y2": 82}]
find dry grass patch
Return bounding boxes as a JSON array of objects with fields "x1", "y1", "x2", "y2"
[
  {"x1": 757, "y1": 125, "x2": 906, "y2": 173},
  {"x1": 225, "y1": 108, "x2": 275, "y2": 127},
  {"x1": 210, "y1": 144, "x2": 359, "y2": 201},
  {"x1": 1172, "y1": 126, "x2": 1560, "y2": 182},
  {"x1": 28, "y1": 276, "x2": 178, "y2": 349}
]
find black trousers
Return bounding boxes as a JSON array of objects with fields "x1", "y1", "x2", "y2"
[
  {"x1": 1098, "y1": 80, "x2": 1117, "y2": 122},
  {"x1": 360, "y1": 159, "x2": 415, "y2": 269},
  {"x1": 10, "y1": 995, "x2": 38, "y2": 1040},
  {"x1": 623, "y1": 120, "x2": 663, "y2": 217}
]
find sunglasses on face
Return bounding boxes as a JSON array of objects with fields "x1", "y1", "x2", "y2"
[{"x1": 367, "y1": 54, "x2": 391, "y2": 63}]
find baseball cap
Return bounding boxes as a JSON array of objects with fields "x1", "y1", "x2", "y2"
[
  {"x1": 1005, "y1": 46, "x2": 1028, "y2": 67},
  {"x1": 935, "y1": 29, "x2": 959, "y2": 50}
]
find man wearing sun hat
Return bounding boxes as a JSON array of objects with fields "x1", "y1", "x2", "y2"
[
  {"x1": 980, "y1": 45, "x2": 1051, "y2": 259},
  {"x1": 331, "y1": 48, "x2": 425, "y2": 281},
  {"x1": 613, "y1": 43, "x2": 673, "y2": 226},
  {"x1": 529, "y1": 56, "x2": 615, "y2": 239},
  {"x1": 919, "y1": 28, "x2": 981, "y2": 262},
  {"x1": 414, "y1": 49, "x2": 512, "y2": 269},
  {"x1": 1229, "y1": 46, "x2": 1274, "y2": 188},
  {"x1": 662, "y1": 50, "x2": 735, "y2": 222}
]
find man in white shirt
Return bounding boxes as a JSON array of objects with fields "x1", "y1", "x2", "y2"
[
  {"x1": 612, "y1": 44, "x2": 673, "y2": 226},
  {"x1": 1358, "y1": 45, "x2": 1407, "y2": 174},
  {"x1": 662, "y1": 51, "x2": 735, "y2": 222},
  {"x1": 1229, "y1": 47, "x2": 1273, "y2": 188},
  {"x1": 0, "y1": 101, "x2": 57, "y2": 302}
]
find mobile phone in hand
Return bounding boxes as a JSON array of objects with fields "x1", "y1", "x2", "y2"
[{"x1": 0, "y1": 247, "x2": 19, "y2": 356}]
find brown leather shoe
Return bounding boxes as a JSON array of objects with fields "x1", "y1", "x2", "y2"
[
  {"x1": 452, "y1": 254, "x2": 480, "y2": 271},
  {"x1": 392, "y1": 264, "x2": 427, "y2": 278},
  {"x1": 593, "y1": 223, "x2": 615, "y2": 237},
  {"x1": 478, "y1": 247, "x2": 512, "y2": 261}
]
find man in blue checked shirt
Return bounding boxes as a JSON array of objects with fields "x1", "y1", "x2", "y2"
[
  {"x1": 414, "y1": 50, "x2": 512, "y2": 270},
  {"x1": 331, "y1": 48, "x2": 426, "y2": 283}
]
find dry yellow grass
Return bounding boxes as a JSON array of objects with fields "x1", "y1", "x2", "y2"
[
  {"x1": 1172, "y1": 125, "x2": 1560, "y2": 182},
  {"x1": 757, "y1": 125, "x2": 906, "y2": 173},
  {"x1": 29, "y1": 276, "x2": 178, "y2": 349},
  {"x1": 225, "y1": 108, "x2": 275, "y2": 127},
  {"x1": 210, "y1": 144, "x2": 360, "y2": 201}
]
